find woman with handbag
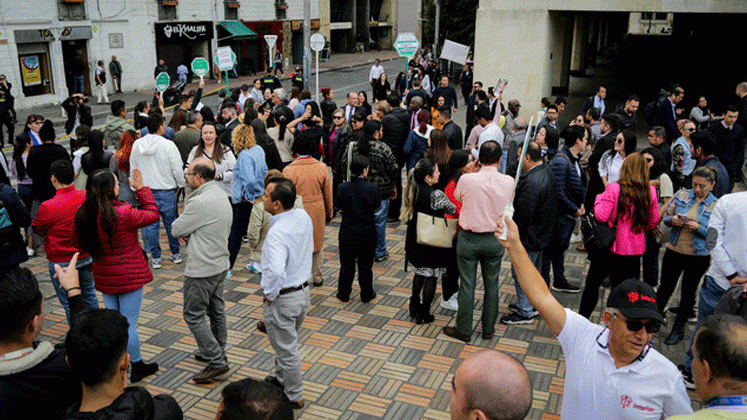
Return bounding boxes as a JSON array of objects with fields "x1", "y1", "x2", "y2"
[
  {"x1": 640, "y1": 147, "x2": 674, "y2": 287},
  {"x1": 656, "y1": 166, "x2": 718, "y2": 345},
  {"x1": 401, "y1": 158, "x2": 456, "y2": 324},
  {"x1": 579, "y1": 153, "x2": 660, "y2": 318}
]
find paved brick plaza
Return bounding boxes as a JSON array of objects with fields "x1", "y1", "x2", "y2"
[{"x1": 30, "y1": 215, "x2": 700, "y2": 419}]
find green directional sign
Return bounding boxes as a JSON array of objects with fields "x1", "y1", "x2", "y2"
[
  {"x1": 155, "y1": 72, "x2": 170, "y2": 92},
  {"x1": 394, "y1": 32, "x2": 419, "y2": 58},
  {"x1": 191, "y1": 57, "x2": 209, "y2": 77}
]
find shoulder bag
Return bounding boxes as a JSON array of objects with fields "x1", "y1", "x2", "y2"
[{"x1": 416, "y1": 212, "x2": 458, "y2": 248}]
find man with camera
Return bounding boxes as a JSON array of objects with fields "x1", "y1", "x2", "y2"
[{"x1": 61, "y1": 93, "x2": 92, "y2": 136}]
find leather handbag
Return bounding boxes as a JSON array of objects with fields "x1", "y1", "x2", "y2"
[
  {"x1": 416, "y1": 212, "x2": 458, "y2": 248},
  {"x1": 580, "y1": 212, "x2": 616, "y2": 252}
]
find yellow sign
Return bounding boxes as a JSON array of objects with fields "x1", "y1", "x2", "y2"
[{"x1": 21, "y1": 55, "x2": 41, "y2": 86}]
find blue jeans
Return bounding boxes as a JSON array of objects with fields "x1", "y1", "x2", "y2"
[
  {"x1": 542, "y1": 216, "x2": 576, "y2": 285},
  {"x1": 512, "y1": 250, "x2": 544, "y2": 317},
  {"x1": 48, "y1": 256, "x2": 98, "y2": 325},
  {"x1": 102, "y1": 288, "x2": 144, "y2": 362},
  {"x1": 684, "y1": 276, "x2": 726, "y2": 372},
  {"x1": 73, "y1": 75, "x2": 85, "y2": 94},
  {"x1": 143, "y1": 189, "x2": 180, "y2": 260},
  {"x1": 374, "y1": 198, "x2": 389, "y2": 258},
  {"x1": 500, "y1": 150, "x2": 508, "y2": 173}
]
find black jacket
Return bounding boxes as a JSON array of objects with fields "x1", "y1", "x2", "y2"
[
  {"x1": 585, "y1": 132, "x2": 614, "y2": 211},
  {"x1": 441, "y1": 120, "x2": 463, "y2": 150},
  {"x1": 337, "y1": 177, "x2": 380, "y2": 242},
  {"x1": 513, "y1": 163, "x2": 558, "y2": 251},
  {"x1": 550, "y1": 146, "x2": 586, "y2": 216},
  {"x1": 654, "y1": 98, "x2": 679, "y2": 144},
  {"x1": 0, "y1": 183, "x2": 31, "y2": 267},
  {"x1": 0, "y1": 295, "x2": 86, "y2": 420},
  {"x1": 65, "y1": 386, "x2": 183, "y2": 420},
  {"x1": 26, "y1": 143, "x2": 71, "y2": 201},
  {"x1": 62, "y1": 97, "x2": 93, "y2": 135},
  {"x1": 219, "y1": 119, "x2": 240, "y2": 150},
  {"x1": 381, "y1": 107, "x2": 410, "y2": 165}
]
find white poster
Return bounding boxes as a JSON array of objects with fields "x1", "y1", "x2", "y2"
[{"x1": 440, "y1": 39, "x2": 470, "y2": 65}]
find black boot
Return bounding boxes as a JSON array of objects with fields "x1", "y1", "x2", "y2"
[
  {"x1": 664, "y1": 319, "x2": 686, "y2": 345},
  {"x1": 410, "y1": 275, "x2": 425, "y2": 318},
  {"x1": 131, "y1": 360, "x2": 159, "y2": 383},
  {"x1": 417, "y1": 277, "x2": 437, "y2": 324}
]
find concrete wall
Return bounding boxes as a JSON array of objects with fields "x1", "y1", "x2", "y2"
[
  {"x1": 397, "y1": 0, "x2": 421, "y2": 39},
  {"x1": 474, "y1": 0, "x2": 747, "y2": 118}
]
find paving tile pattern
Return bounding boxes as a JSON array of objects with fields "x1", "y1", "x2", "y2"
[{"x1": 29, "y1": 212, "x2": 701, "y2": 419}]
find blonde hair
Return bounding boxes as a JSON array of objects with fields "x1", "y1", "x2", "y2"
[
  {"x1": 232, "y1": 124, "x2": 257, "y2": 154},
  {"x1": 400, "y1": 167, "x2": 417, "y2": 222}
]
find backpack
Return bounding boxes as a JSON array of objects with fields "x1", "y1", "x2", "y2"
[{"x1": 0, "y1": 198, "x2": 20, "y2": 252}]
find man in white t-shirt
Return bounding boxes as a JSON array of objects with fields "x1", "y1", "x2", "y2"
[
  {"x1": 369, "y1": 59, "x2": 384, "y2": 86},
  {"x1": 496, "y1": 217, "x2": 693, "y2": 420}
]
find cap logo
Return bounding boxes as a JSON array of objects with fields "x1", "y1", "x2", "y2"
[{"x1": 627, "y1": 292, "x2": 639, "y2": 303}]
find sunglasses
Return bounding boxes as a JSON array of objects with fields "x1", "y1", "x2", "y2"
[
  {"x1": 645, "y1": 157, "x2": 653, "y2": 163},
  {"x1": 616, "y1": 138, "x2": 623, "y2": 144},
  {"x1": 614, "y1": 314, "x2": 660, "y2": 334},
  {"x1": 686, "y1": 127, "x2": 696, "y2": 132},
  {"x1": 333, "y1": 116, "x2": 343, "y2": 120}
]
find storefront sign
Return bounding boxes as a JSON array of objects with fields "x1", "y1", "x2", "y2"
[
  {"x1": 155, "y1": 21, "x2": 212, "y2": 43},
  {"x1": 20, "y1": 55, "x2": 41, "y2": 86},
  {"x1": 14, "y1": 26, "x2": 91, "y2": 44}
]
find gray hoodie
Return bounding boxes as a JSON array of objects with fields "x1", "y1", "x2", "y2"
[{"x1": 102, "y1": 115, "x2": 134, "y2": 149}]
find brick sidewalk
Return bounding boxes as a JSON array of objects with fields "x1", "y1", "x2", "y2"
[{"x1": 28, "y1": 207, "x2": 701, "y2": 419}]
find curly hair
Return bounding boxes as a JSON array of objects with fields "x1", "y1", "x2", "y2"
[
  {"x1": 232, "y1": 123, "x2": 257, "y2": 155},
  {"x1": 618, "y1": 152, "x2": 652, "y2": 233}
]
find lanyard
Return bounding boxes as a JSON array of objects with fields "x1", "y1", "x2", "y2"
[{"x1": 707, "y1": 395, "x2": 747, "y2": 408}]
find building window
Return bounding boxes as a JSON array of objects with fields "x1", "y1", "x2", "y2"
[
  {"x1": 58, "y1": 0, "x2": 86, "y2": 20},
  {"x1": 275, "y1": 1, "x2": 287, "y2": 20},
  {"x1": 224, "y1": 1, "x2": 239, "y2": 20},
  {"x1": 158, "y1": 1, "x2": 178, "y2": 20}
]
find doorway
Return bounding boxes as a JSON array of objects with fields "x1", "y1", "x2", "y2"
[{"x1": 61, "y1": 41, "x2": 91, "y2": 96}]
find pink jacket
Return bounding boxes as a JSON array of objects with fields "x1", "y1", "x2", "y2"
[{"x1": 594, "y1": 182, "x2": 659, "y2": 255}]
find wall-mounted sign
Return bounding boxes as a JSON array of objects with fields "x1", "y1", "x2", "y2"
[
  {"x1": 109, "y1": 33, "x2": 124, "y2": 49},
  {"x1": 155, "y1": 21, "x2": 213, "y2": 43},
  {"x1": 20, "y1": 55, "x2": 41, "y2": 86}
]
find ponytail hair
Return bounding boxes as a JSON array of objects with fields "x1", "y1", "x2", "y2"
[
  {"x1": 417, "y1": 110, "x2": 430, "y2": 135},
  {"x1": 400, "y1": 157, "x2": 437, "y2": 222}
]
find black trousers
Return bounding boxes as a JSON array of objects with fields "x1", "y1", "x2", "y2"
[
  {"x1": 411, "y1": 274, "x2": 437, "y2": 316},
  {"x1": 337, "y1": 239, "x2": 375, "y2": 300},
  {"x1": 657, "y1": 248, "x2": 710, "y2": 322},
  {"x1": 441, "y1": 236, "x2": 459, "y2": 301},
  {"x1": 579, "y1": 250, "x2": 641, "y2": 318},
  {"x1": 228, "y1": 201, "x2": 252, "y2": 269},
  {"x1": 0, "y1": 110, "x2": 13, "y2": 145}
]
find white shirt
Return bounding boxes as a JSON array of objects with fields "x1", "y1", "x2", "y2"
[
  {"x1": 369, "y1": 64, "x2": 384, "y2": 82},
  {"x1": 260, "y1": 208, "x2": 314, "y2": 301},
  {"x1": 558, "y1": 309, "x2": 692, "y2": 420},
  {"x1": 472, "y1": 122, "x2": 505, "y2": 160},
  {"x1": 129, "y1": 133, "x2": 185, "y2": 190},
  {"x1": 237, "y1": 92, "x2": 251, "y2": 109},
  {"x1": 706, "y1": 191, "x2": 747, "y2": 290},
  {"x1": 598, "y1": 150, "x2": 625, "y2": 183}
]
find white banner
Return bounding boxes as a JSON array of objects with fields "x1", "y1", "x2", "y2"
[{"x1": 440, "y1": 39, "x2": 470, "y2": 65}]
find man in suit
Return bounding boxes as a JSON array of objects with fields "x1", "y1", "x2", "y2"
[
  {"x1": 219, "y1": 101, "x2": 239, "y2": 149},
  {"x1": 581, "y1": 86, "x2": 607, "y2": 116},
  {"x1": 344, "y1": 92, "x2": 359, "y2": 123},
  {"x1": 655, "y1": 86, "x2": 684, "y2": 143},
  {"x1": 465, "y1": 81, "x2": 483, "y2": 138}
]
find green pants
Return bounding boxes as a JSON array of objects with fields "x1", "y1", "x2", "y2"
[{"x1": 455, "y1": 229, "x2": 505, "y2": 336}]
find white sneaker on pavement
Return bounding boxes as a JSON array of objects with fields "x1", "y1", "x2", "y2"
[{"x1": 440, "y1": 295, "x2": 459, "y2": 311}]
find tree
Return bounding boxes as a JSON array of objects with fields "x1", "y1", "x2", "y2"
[{"x1": 422, "y1": 0, "x2": 478, "y2": 50}]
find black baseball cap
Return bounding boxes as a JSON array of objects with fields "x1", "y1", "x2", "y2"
[
  {"x1": 607, "y1": 279, "x2": 664, "y2": 323},
  {"x1": 241, "y1": 84, "x2": 249, "y2": 91}
]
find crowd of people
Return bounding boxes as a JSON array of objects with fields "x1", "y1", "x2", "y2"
[{"x1": 1, "y1": 52, "x2": 747, "y2": 419}]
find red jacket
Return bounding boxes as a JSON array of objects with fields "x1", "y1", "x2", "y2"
[
  {"x1": 32, "y1": 185, "x2": 91, "y2": 263},
  {"x1": 92, "y1": 187, "x2": 160, "y2": 295}
]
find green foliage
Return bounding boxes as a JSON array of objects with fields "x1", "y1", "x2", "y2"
[{"x1": 422, "y1": 0, "x2": 478, "y2": 48}]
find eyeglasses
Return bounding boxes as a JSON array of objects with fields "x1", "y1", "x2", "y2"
[
  {"x1": 613, "y1": 314, "x2": 661, "y2": 334},
  {"x1": 333, "y1": 116, "x2": 343, "y2": 120},
  {"x1": 686, "y1": 127, "x2": 696, "y2": 132},
  {"x1": 645, "y1": 157, "x2": 653, "y2": 163}
]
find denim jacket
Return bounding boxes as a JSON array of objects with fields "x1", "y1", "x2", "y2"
[{"x1": 663, "y1": 188, "x2": 717, "y2": 255}]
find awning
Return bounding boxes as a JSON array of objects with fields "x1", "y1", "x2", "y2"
[{"x1": 218, "y1": 21, "x2": 256, "y2": 40}]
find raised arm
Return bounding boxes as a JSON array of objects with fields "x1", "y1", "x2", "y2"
[{"x1": 497, "y1": 217, "x2": 566, "y2": 336}]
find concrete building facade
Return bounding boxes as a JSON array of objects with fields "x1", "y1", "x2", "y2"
[
  {"x1": 474, "y1": 1, "x2": 747, "y2": 116},
  {"x1": 0, "y1": 0, "x2": 325, "y2": 110}
]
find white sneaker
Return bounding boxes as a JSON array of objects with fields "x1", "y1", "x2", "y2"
[
  {"x1": 440, "y1": 295, "x2": 459, "y2": 311},
  {"x1": 570, "y1": 232, "x2": 582, "y2": 244},
  {"x1": 26, "y1": 247, "x2": 34, "y2": 257},
  {"x1": 152, "y1": 258, "x2": 162, "y2": 269},
  {"x1": 245, "y1": 262, "x2": 261, "y2": 273},
  {"x1": 171, "y1": 254, "x2": 183, "y2": 264}
]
